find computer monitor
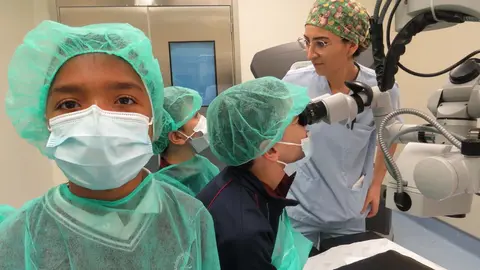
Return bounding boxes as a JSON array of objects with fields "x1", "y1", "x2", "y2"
[{"x1": 169, "y1": 41, "x2": 218, "y2": 106}]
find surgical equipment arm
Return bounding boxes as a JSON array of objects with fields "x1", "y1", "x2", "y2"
[
  {"x1": 373, "y1": 0, "x2": 480, "y2": 218},
  {"x1": 306, "y1": 62, "x2": 480, "y2": 218}
]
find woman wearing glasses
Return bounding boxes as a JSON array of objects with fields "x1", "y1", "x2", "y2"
[{"x1": 282, "y1": 0, "x2": 402, "y2": 250}]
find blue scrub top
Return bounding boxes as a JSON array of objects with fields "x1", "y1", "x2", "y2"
[{"x1": 283, "y1": 63, "x2": 401, "y2": 228}]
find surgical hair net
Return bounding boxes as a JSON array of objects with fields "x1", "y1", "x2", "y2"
[
  {"x1": 0, "y1": 174, "x2": 221, "y2": 269},
  {"x1": 5, "y1": 20, "x2": 165, "y2": 157},
  {"x1": 153, "y1": 86, "x2": 202, "y2": 153},
  {"x1": 0, "y1": 205, "x2": 15, "y2": 224},
  {"x1": 207, "y1": 77, "x2": 310, "y2": 166}
]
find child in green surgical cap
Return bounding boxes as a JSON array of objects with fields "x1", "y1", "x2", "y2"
[
  {"x1": 153, "y1": 86, "x2": 219, "y2": 196},
  {"x1": 197, "y1": 77, "x2": 313, "y2": 270},
  {"x1": 0, "y1": 20, "x2": 220, "y2": 270}
]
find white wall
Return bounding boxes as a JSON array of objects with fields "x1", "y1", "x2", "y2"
[
  {"x1": 0, "y1": 0, "x2": 54, "y2": 207},
  {"x1": 236, "y1": 0, "x2": 315, "y2": 82}
]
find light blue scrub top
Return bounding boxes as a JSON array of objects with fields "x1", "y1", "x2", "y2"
[{"x1": 283, "y1": 63, "x2": 401, "y2": 239}]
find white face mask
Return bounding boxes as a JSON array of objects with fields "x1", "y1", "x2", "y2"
[
  {"x1": 178, "y1": 115, "x2": 210, "y2": 153},
  {"x1": 276, "y1": 136, "x2": 312, "y2": 176},
  {"x1": 46, "y1": 105, "x2": 154, "y2": 190}
]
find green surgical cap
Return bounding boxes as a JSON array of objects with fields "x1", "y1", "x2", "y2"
[
  {"x1": 5, "y1": 20, "x2": 165, "y2": 157},
  {"x1": 207, "y1": 77, "x2": 310, "y2": 166},
  {"x1": 306, "y1": 0, "x2": 371, "y2": 49},
  {"x1": 0, "y1": 205, "x2": 15, "y2": 224},
  {"x1": 153, "y1": 86, "x2": 202, "y2": 153}
]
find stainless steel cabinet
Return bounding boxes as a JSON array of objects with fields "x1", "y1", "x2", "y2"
[{"x1": 56, "y1": 1, "x2": 237, "y2": 107}]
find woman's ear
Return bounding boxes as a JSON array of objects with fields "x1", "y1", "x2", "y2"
[
  {"x1": 168, "y1": 131, "x2": 187, "y2": 146},
  {"x1": 348, "y1": 42, "x2": 359, "y2": 57}
]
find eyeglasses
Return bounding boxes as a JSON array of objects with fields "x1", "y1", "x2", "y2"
[{"x1": 297, "y1": 37, "x2": 330, "y2": 52}]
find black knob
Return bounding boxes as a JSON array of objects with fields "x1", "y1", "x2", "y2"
[
  {"x1": 445, "y1": 214, "x2": 466, "y2": 218},
  {"x1": 345, "y1": 81, "x2": 368, "y2": 93},
  {"x1": 461, "y1": 139, "x2": 480, "y2": 156},
  {"x1": 449, "y1": 59, "x2": 480, "y2": 85},
  {"x1": 394, "y1": 192, "x2": 412, "y2": 212},
  {"x1": 345, "y1": 81, "x2": 374, "y2": 106}
]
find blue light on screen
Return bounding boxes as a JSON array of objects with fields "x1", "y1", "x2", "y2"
[{"x1": 169, "y1": 42, "x2": 218, "y2": 106}]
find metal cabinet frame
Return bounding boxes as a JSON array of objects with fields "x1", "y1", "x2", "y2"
[{"x1": 47, "y1": 0, "x2": 242, "y2": 85}]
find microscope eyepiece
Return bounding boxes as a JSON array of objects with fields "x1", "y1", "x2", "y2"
[{"x1": 298, "y1": 100, "x2": 328, "y2": 126}]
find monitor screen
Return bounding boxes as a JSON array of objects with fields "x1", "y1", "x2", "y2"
[{"x1": 169, "y1": 41, "x2": 218, "y2": 106}]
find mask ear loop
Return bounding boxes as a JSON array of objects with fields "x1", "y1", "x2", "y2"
[
  {"x1": 263, "y1": 142, "x2": 289, "y2": 167},
  {"x1": 277, "y1": 160, "x2": 288, "y2": 166},
  {"x1": 46, "y1": 119, "x2": 52, "y2": 132},
  {"x1": 181, "y1": 114, "x2": 206, "y2": 139},
  {"x1": 275, "y1": 149, "x2": 294, "y2": 176},
  {"x1": 143, "y1": 79, "x2": 157, "y2": 139},
  {"x1": 277, "y1": 132, "x2": 311, "y2": 147},
  {"x1": 275, "y1": 139, "x2": 306, "y2": 167},
  {"x1": 45, "y1": 113, "x2": 52, "y2": 132},
  {"x1": 277, "y1": 141, "x2": 302, "y2": 147},
  {"x1": 176, "y1": 130, "x2": 193, "y2": 140}
]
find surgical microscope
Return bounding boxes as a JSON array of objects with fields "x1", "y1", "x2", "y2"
[{"x1": 299, "y1": 0, "x2": 480, "y2": 218}]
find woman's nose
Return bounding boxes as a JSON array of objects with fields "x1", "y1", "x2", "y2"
[{"x1": 306, "y1": 46, "x2": 318, "y2": 60}]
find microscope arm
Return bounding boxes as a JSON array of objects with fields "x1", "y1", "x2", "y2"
[
  {"x1": 314, "y1": 83, "x2": 427, "y2": 146},
  {"x1": 308, "y1": 0, "x2": 480, "y2": 218},
  {"x1": 309, "y1": 79, "x2": 480, "y2": 216}
]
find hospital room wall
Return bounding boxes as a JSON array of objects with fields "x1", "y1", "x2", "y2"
[
  {"x1": 0, "y1": 0, "x2": 55, "y2": 207},
  {"x1": 236, "y1": 0, "x2": 316, "y2": 82}
]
